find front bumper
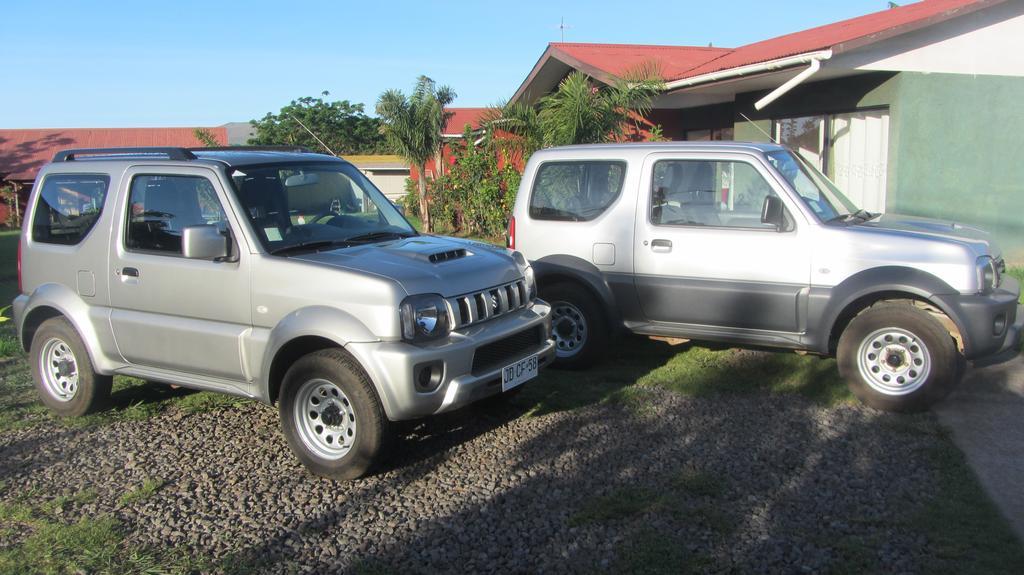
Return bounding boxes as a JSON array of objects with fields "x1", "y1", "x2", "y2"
[
  {"x1": 934, "y1": 276, "x2": 1022, "y2": 360},
  {"x1": 346, "y1": 300, "x2": 555, "y2": 421}
]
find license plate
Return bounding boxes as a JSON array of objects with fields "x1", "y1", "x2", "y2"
[{"x1": 501, "y1": 354, "x2": 539, "y2": 392}]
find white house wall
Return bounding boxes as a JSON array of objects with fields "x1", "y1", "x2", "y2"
[{"x1": 832, "y1": 1, "x2": 1024, "y2": 77}]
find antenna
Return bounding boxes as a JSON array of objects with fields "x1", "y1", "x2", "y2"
[
  {"x1": 558, "y1": 17, "x2": 572, "y2": 42},
  {"x1": 288, "y1": 114, "x2": 338, "y2": 156},
  {"x1": 739, "y1": 112, "x2": 779, "y2": 144}
]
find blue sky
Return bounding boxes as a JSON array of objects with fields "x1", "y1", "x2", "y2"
[{"x1": 2, "y1": 0, "x2": 894, "y2": 128}]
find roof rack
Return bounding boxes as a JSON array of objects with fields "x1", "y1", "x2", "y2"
[
  {"x1": 53, "y1": 147, "x2": 197, "y2": 162},
  {"x1": 189, "y1": 145, "x2": 313, "y2": 153}
]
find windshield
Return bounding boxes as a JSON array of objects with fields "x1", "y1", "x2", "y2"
[
  {"x1": 766, "y1": 149, "x2": 859, "y2": 223},
  {"x1": 228, "y1": 162, "x2": 415, "y2": 253}
]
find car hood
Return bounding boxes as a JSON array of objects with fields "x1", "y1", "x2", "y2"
[
  {"x1": 292, "y1": 235, "x2": 523, "y2": 297},
  {"x1": 856, "y1": 213, "x2": 1001, "y2": 258}
]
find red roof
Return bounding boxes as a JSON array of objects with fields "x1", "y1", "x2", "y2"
[
  {"x1": 551, "y1": 43, "x2": 729, "y2": 81},
  {"x1": 0, "y1": 126, "x2": 228, "y2": 182},
  {"x1": 444, "y1": 108, "x2": 488, "y2": 136},
  {"x1": 522, "y1": 0, "x2": 995, "y2": 92},
  {"x1": 683, "y1": 0, "x2": 992, "y2": 78}
]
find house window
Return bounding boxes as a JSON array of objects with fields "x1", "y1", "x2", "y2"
[
  {"x1": 774, "y1": 108, "x2": 890, "y2": 213},
  {"x1": 684, "y1": 127, "x2": 734, "y2": 141}
]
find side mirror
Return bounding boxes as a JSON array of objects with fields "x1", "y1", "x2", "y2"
[
  {"x1": 392, "y1": 200, "x2": 406, "y2": 217},
  {"x1": 182, "y1": 225, "x2": 230, "y2": 260},
  {"x1": 761, "y1": 195, "x2": 786, "y2": 231}
]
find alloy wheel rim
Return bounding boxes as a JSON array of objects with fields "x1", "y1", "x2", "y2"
[
  {"x1": 551, "y1": 301, "x2": 588, "y2": 358},
  {"x1": 40, "y1": 337, "x2": 79, "y2": 402},
  {"x1": 856, "y1": 327, "x2": 931, "y2": 396},
  {"x1": 293, "y1": 378, "x2": 357, "y2": 460}
]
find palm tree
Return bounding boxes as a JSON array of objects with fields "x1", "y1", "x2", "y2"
[
  {"x1": 376, "y1": 76, "x2": 456, "y2": 233},
  {"x1": 484, "y1": 64, "x2": 664, "y2": 152}
]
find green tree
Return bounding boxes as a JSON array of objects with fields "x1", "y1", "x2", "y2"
[
  {"x1": 192, "y1": 128, "x2": 222, "y2": 147},
  {"x1": 250, "y1": 92, "x2": 386, "y2": 155},
  {"x1": 485, "y1": 66, "x2": 664, "y2": 152},
  {"x1": 376, "y1": 76, "x2": 456, "y2": 233}
]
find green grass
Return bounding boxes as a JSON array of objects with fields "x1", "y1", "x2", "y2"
[
  {"x1": 907, "y1": 427, "x2": 1024, "y2": 574},
  {"x1": 0, "y1": 487, "x2": 205, "y2": 575},
  {"x1": 119, "y1": 478, "x2": 165, "y2": 506},
  {"x1": 0, "y1": 359, "x2": 251, "y2": 433},
  {"x1": 611, "y1": 528, "x2": 709, "y2": 575},
  {"x1": 569, "y1": 486, "x2": 662, "y2": 526},
  {"x1": 1007, "y1": 266, "x2": 1024, "y2": 304},
  {"x1": 509, "y1": 338, "x2": 853, "y2": 418},
  {"x1": 672, "y1": 468, "x2": 726, "y2": 499}
]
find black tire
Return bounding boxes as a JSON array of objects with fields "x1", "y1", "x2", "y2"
[
  {"x1": 29, "y1": 317, "x2": 112, "y2": 417},
  {"x1": 837, "y1": 302, "x2": 961, "y2": 412},
  {"x1": 279, "y1": 349, "x2": 391, "y2": 480},
  {"x1": 541, "y1": 282, "x2": 609, "y2": 370}
]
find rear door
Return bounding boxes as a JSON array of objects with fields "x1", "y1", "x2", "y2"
[
  {"x1": 632, "y1": 152, "x2": 811, "y2": 333},
  {"x1": 108, "y1": 165, "x2": 252, "y2": 381}
]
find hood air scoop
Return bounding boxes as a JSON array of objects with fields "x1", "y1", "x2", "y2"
[{"x1": 428, "y1": 248, "x2": 468, "y2": 264}]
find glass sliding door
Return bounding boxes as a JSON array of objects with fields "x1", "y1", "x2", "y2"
[
  {"x1": 828, "y1": 110, "x2": 889, "y2": 213},
  {"x1": 774, "y1": 109, "x2": 889, "y2": 213}
]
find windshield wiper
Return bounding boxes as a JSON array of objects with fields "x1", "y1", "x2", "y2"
[
  {"x1": 269, "y1": 239, "x2": 352, "y2": 255},
  {"x1": 342, "y1": 231, "x2": 415, "y2": 244},
  {"x1": 826, "y1": 209, "x2": 876, "y2": 225}
]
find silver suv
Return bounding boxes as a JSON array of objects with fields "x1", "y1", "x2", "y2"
[
  {"x1": 509, "y1": 142, "x2": 1021, "y2": 412},
  {"x1": 15, "y1": 146, "x2": 555, "y2": 479}
]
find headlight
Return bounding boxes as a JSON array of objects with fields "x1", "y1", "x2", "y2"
[
  {"x1": 524, "y1": 265, "x2": 537, "y2": 301},
  {"x1": 976, "y1": 256, "x2": 999, "y2": 294},
  {"x1": 400, "y1": 294, "x2": 451, "y2": 342}
]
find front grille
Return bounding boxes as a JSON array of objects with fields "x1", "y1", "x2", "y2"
[
  {"x1": 447, "y1": 279, "x2": 530, "y2": 329},
  {"x1": 471, "y1": 326, "x2": 544, "y2": 375}
]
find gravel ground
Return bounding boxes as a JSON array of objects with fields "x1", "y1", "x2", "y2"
[{"x1": 0, "y1": 382, "x2": 953, "y2": 574}]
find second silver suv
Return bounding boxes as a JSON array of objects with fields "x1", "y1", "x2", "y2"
[
  {"x1": 509, "y1": 142, "x2": 1021, "y2": 412},
  {"x1": 15, "y1": 146, "x2": 555, "y2": 479}
]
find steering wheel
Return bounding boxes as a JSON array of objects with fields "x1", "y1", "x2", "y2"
[
  {"x1": 307, "y1": 198, "x2": 346, "y2": 225},
  {"x1": 308, "y1": 211, "x2": 347, "y2": 226}
]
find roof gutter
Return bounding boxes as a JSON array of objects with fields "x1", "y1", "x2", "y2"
[
  {"x1": 664, "y1": 49, "x2": 833, "y2": 92},
  {"x1": 753, "y1": 56, "x2": 824, "y2": 110}
]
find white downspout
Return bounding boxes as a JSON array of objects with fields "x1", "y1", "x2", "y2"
[{"x1": 754, "y1": 57, "x2": 824, "y2": 110}]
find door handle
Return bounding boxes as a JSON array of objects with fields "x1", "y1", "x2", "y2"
[
  {"x1": 121, "y1": 267, "x2": 140, "y2": 278},
  {"x1": 650, "y1": 239, "x2": 673, "y2": 253}
]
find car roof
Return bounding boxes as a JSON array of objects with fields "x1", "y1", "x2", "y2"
[
  {"x1": 533, "y1": 141, "x2": 785, "y2": 154},
  {"x1": 44, "y1": 147, "x2": 349, "y2": 173},
  {"x1": 191, "y1": 149, "x2": 343, "y2": 167}
]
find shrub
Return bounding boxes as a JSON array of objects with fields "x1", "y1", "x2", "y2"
[{"x1": 404, "y1": 127, "x2": 521, "y2": 241}]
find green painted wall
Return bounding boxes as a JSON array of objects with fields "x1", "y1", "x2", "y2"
[
  {"x1": 726, "y1": 71, "x2": 1024, "y2": 262},
  {"x1": 888, "y1": 72, "x2": 1024, "y2": 263}
]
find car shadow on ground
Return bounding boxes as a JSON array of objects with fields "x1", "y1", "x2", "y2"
[
  {"x1": 199, "y1": 338, "x2": 1004, "y2": 574},
  {"x1": 375, "y1": 334, "x2": 683, "y2": 477}
]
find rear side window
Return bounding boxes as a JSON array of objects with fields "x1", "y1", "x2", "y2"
[
  {"x1": 126, "y1": 175, "x2": 227, "y2": 255},
  {"x1": 31, "y1": 174, "x2": 110, "y2": 245},
  {"x1": 529, "y1": 161, "x2": 625, "y2": 221}
]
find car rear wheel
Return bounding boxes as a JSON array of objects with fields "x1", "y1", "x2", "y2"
[
  {"x1": 279, "y1": 349, "x2": 391, "y2": 480},
  {"x1": 541, "y1": 282, "x2": 608, "y2": 370},
  {"x1": 837, "y1": 302, "x2": 960, "y2": 412},
  {"x1": 30, "y1": 317, "x2": 112, "y2": 417}
]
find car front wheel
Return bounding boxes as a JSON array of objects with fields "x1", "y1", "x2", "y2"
[
  {"x1": 541, "y1": 282, "x2": 608, "y2": 370},
  {"x1": 837, "y1": 302, "x2": 961, "y2": 412},
  {"x1": 279, "y1": 349, "x2": 391, "y2": 480}
]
